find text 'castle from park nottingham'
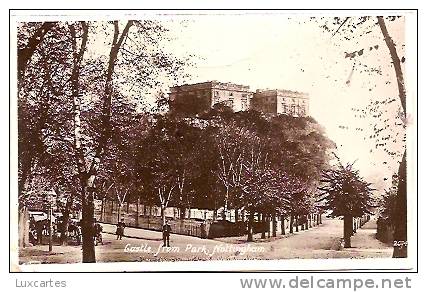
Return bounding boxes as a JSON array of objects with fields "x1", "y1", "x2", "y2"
[{"x1": 169, "y1": 81, "x2": 309, "y2": 117}]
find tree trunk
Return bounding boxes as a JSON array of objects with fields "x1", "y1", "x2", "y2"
[
  {"x1": 81, "y1": 188, "x2": 95, "y2": 263},
  {"x1": 60, "y1": 209, "x2": 70, "y2": 246},
  {"x1": 147, "y1": 206, "x2": 151, "y2": 229},
  {"x1": 343, "y1": 214, "x2": 353, "y2": 248},
  {"x1": 69, "y1": 22, "x2": 94, "y2": 263},
  {"x1": 377, "y1": 16, "x2": 407, "y2": 259},
  {"x1": 117, "y1": 203, "x2": 122, "y2": 223},
  {"x1": 289, "y1": 214, "x2": 294, "y2": 234},
  {"x1": 353, "y1": 217, "x2": 357, "y2": 234},
  {"x1": 161, "y1": 205, "x2": 166, "y2": 225},
  {"x1": 295, "y1": 215, "x2": 299, "y2": 232},
  {"x1": 280, "y1": 215, "x2": 285, "y2": 235},
  {"x1": 272, "y1": 213, "x2": 277, "y2": 237},
  {"x1": 393, "y1": 151, "x2": 407, "y2": 257},
  {"x1": 100, "y1": 198, "x2": 105, "y2": 221},
  {"x1": 136, "y1": 198, "x2": 139, "y2": 227},
  {"x1": 18, "y1": 22, "x2": 55, "y2": 82},
  {"x1": 319, "y1": 213, "x2": 322, "y2": 224},
  {"x1": 247, "y1": 210, "x2": 254, "y2": 242},
  {"x1": 222, "y1": 187, "x2": 229, "y2": 220},
  {"x1": 261, "y1": 213, "x2": 266, "y2": 239},
  {"x1": 234, "y1": 209, "x2": 239, "y2": 223}
]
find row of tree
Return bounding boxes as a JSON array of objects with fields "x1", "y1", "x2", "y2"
[
  {"x1": 18, "y1": 20, "x2": 377, "y2": 262},
  {"x1": 96, "y1": 104, "x2": 375, "y2": 247},
  {"x1": 94, "y1": 105, "x2": 336, "y2": 240},
  {"x1": 18, "y1": 20, "x2": 189, "y2": 262}
]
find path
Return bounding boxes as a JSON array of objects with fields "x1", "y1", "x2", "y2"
[{"x1": 18, "y1": 217, "x2": 392, "y2": 265}]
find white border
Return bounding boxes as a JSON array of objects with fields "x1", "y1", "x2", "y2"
[{"x1": 9, "y1": 9, "x2": 418, "y2": 273}]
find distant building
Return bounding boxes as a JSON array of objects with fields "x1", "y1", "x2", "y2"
[
  {"x1": 169, "y1": 81, "x2": 309, "y2": 117},
  {"x1": 252, "y1": 89, "x2": 309, "y2": 117},
  {"x1": 169, "y1": 81, "x2": 253, "y2": 115}
]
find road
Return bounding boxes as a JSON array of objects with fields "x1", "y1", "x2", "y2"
[{"x1": 18, "y1": 217, "x2": 392, "y2": 265}]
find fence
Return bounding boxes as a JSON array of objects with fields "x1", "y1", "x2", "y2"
[
  {"x1": 95, "y1": 199, "x2": 210, "y2": 238},
  {"x1": 94, "y1": 199, "x2": 322, "y2": 239}
]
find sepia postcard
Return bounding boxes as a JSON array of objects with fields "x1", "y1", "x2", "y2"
[{"x1": 9, "y1": 9, "x2": 418, "y2": 272}]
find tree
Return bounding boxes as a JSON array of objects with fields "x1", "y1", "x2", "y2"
[
  {"x1": 18, "y1": 22, "x2": 82, "y2": 247},
  {"x1": 18, "y1": 22, "x2": 56, "y2": 83},
  {"x1": 315, "y1": 15, "x2": 407, "y2": 257},
  {"x1": 17, "y1": 19, "x2": 191, "y2": 263},
  {"x1": 319, "y1": 157, "x2": 374, "y2": 247},
  {"x1": 136, "y1": 116, "x2": 201, "y2": 225},
  {"x1": 377, "y1": 173, "x2": 398, "y2": 242},
  {"x1": 18, "y1": 22, "x2": 73, "y2": 201},
  {"x1": 213, "y1": 121, "x2": 247, "y2": 220},
  {"x1": 66, "y1": 20, "x2": 188, "y2": 262}
]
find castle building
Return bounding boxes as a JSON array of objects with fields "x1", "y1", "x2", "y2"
[
  {"x1": 169, "y1": 81, "x2": 309, "y2": 117},
  {"x1": 169, "y1": 81, "x2": 253, "y2": 115},
  {"x1": 252, "y1": 89, "x2": 309, "y2": 117}
]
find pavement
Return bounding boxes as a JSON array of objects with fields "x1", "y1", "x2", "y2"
[{"x1": 18, "y1": 217, "x2": 392, "y2": 264}]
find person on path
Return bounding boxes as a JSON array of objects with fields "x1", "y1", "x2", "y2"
[
  {"x1": 116, "y1": 218, "x2": 126, "y2": 240},
  {"x1": 162, "y1": 221, "x2": 172, "y2": 247}
]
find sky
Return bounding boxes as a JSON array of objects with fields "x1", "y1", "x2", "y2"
[
  {"x1": 17, "y1": 12, "x2": 409, "y2": 191},
  {"x1": 157, "y1": 13, "x2": 409, "y2": 191}
]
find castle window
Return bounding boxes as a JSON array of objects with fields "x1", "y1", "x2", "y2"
[{"x1": 282, "y1": 103, "x2": 287, "y2": 113}]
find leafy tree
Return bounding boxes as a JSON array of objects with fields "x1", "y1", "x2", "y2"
[
  {"x1": 378, "y1": 175, "x2": 398, "y2": 226},
  {"x1": 314, "y1": 15, "x2": 407, "y2": 257},
  {"x1": 18, "y1": 22, "x2": 56, "y2": 83},
  {"x1": 136, "y1": 116, "x2": 202, "y2": 224},
  {"x1": 319, "y1": 157, "x2": 374, "y2": 247},
  {"x1": 17, "y1": 19, "x2": 191, "y2": 262},
  {"x1": 18, "y1": 22, "x2": 74, "y2": 200}
]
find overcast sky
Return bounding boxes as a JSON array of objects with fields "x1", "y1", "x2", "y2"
[
  {"x1": 159, "y1": 13, "x2": 408, "y2": 191},
  {"x1": 15, "y1": 11, "x2": 410, "y2": 191}
]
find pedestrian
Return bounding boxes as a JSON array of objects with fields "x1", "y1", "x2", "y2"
[
  {"x1": 116, "y1": 218, "x2": 125, "y2": 240},
  {"x1": 35, "y1": 220, "x2": 43, "y2": 245},
  {"x1": 94, "y1": 218, "x2": 103, "y2": 245},
  {"x1": 162, "y1": 220, "x2": 171, "y2": 247}
]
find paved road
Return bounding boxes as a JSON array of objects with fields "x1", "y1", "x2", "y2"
[{"x1": 19, "y1": 218, "x2": 392, "y2": 265}]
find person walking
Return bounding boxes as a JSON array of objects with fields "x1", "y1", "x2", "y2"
[
  {"x1": 116, "y1": 218, "x2": 125, "y2": 240},
  {"x1": 162, "y1": 221, "x2": 172, "y2": 247},
  {"x1": 94, "y1": 218, "x2": 103, "y2": 245},
  {"x1": 35, "y1": 220, "x2": 44, "y2": 245}
]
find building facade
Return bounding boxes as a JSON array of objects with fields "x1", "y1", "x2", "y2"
[
  {"x1": 169, "y1": 81, "x2": 253, "y2": 115},
  {"x1": 169, "y1": 81, "x2": 309, "y2": 117},
  {"x1": 252, "y1": 89, "x2": 309, "y2": 117}
]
